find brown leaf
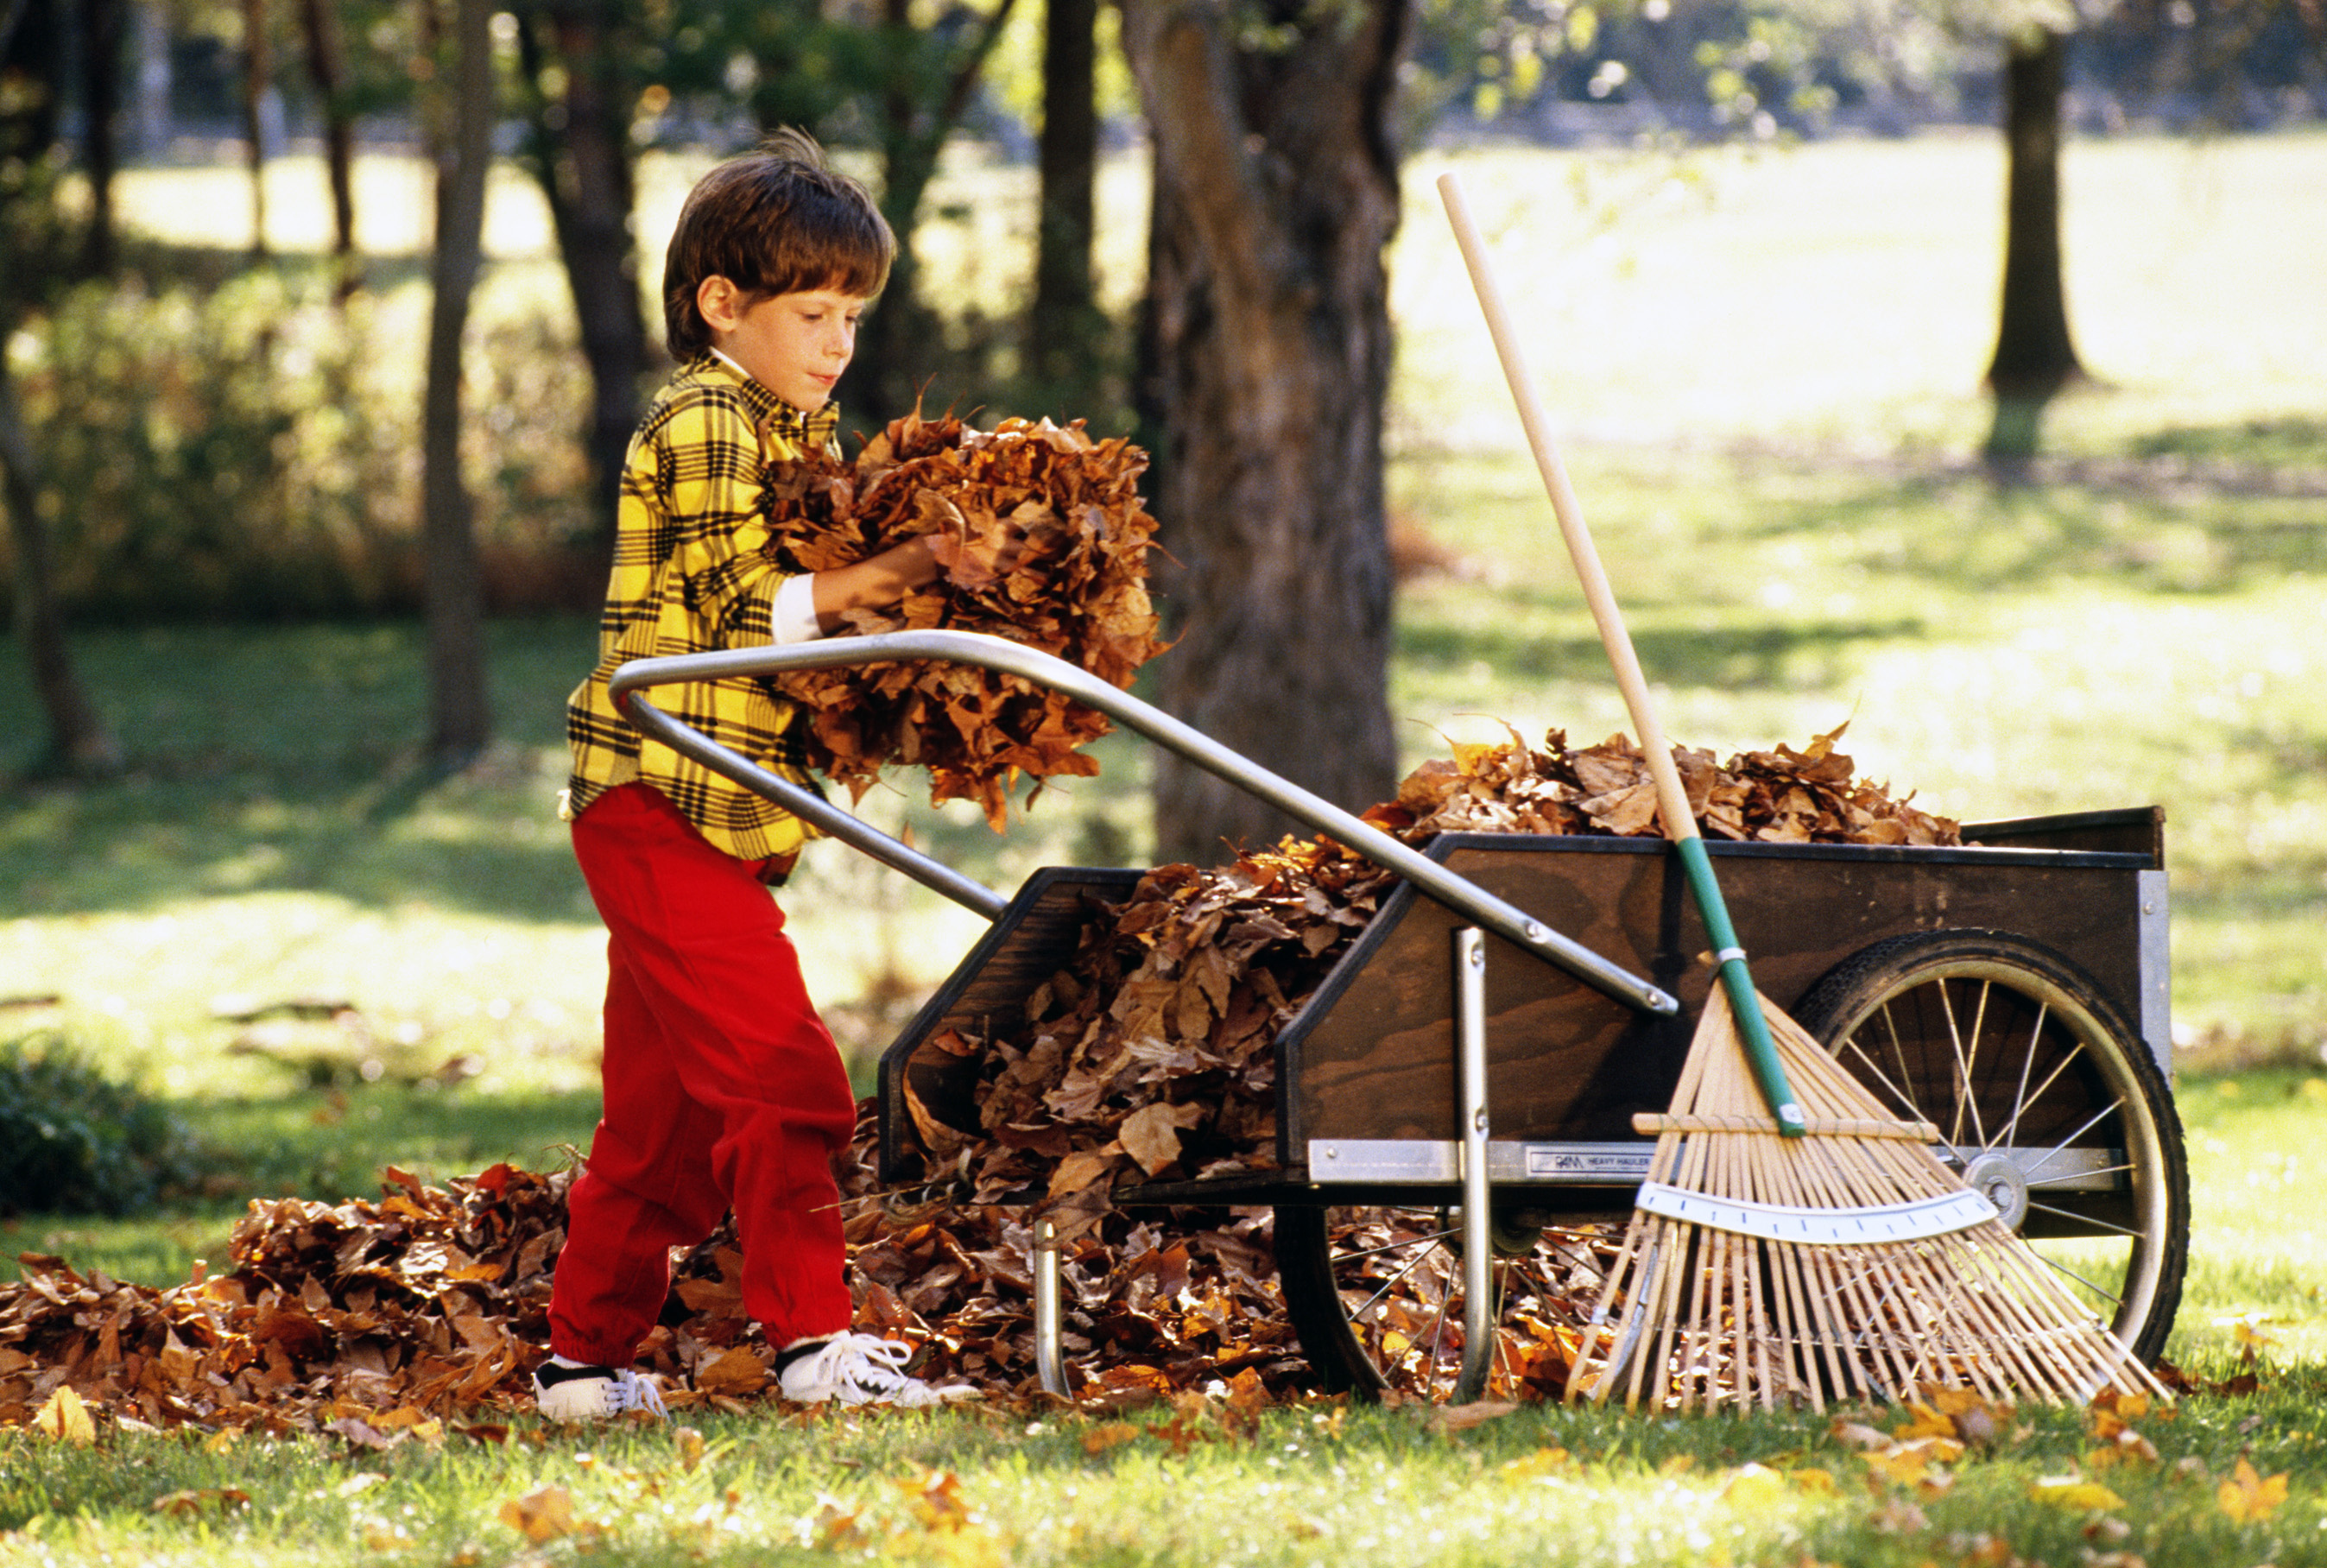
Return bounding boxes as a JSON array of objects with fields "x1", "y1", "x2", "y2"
[
  {"x1": 1118, "y1": 1103, "x2": 1205, "y2": 1178},
  {"x1": 1427, "y1": 1400, "x2": 1520, "y2": 1433}
]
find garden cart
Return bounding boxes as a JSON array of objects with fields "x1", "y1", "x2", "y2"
[{"x1": 610, "y1": 630, "x2": 2187, "y2": 1406}]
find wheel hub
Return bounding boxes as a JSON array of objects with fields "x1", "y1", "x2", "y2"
[{"x1": 1960, "y1": 1151, "x2": 2030, "y2": 1230}]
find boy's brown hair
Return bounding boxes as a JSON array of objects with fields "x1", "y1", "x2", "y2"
[{"x1": 662, "y1": 129, "x2": 895, "y2": 360}]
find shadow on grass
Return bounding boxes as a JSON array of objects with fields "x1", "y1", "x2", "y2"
[
  {"x1": 2130, "y1": 416, "x2": 2327, "y2": 471},
  {"x1": 0, "y1": 619, "x2": 599, "y2": 923},
  {"x1": 1741, "y1": 469, "x2": 2327, "y2": 596},
  {"x1": 1402, "y1": 613, "x2": 1927, "y2": 692},
  {"x1": 1, "y1": 616, "x2": 1160, "y2": 925}
]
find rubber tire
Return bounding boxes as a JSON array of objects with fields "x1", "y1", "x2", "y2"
[
  {"x1": 1275, "y1": 1203, "x2": 1604, "y2": 1401},
  {"x1": 1789, "y1": 927, "x2": 2188, "y2": 1365}
]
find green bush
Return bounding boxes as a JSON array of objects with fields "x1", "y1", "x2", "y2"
[
  {"x1": 0, "y1": 1033, "x2": 204, "y2": 1217},
  {"x1": 1, "y1": 263, "x2": 601, "y2": 624}
]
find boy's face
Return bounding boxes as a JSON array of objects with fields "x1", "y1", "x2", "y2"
[{"x1": 699, "y1": 278, "x2": 868, "y2": 413}]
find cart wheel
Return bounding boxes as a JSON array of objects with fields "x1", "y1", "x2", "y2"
[
  {"x1": 1274, "y1": 1203, "x2": 1614, "y2": 1400},
  {"x1": 1790, "y1": 927, "x2": 2189, "y2": 1364}
]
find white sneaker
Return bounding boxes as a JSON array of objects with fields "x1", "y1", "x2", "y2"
[
  {"x1": 776, "y1": 1332, "x2": 974, "y2": 1408},
  {"x1": 532, "y1": 1358, "x2": 668, "y2": 1422}
]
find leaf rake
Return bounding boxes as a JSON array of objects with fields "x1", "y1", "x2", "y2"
[{"x1": 1437, "y1": 171, "x2": 2166, "y2": 1412}]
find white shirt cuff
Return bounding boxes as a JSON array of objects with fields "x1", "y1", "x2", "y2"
[{"x1": 772, "y1": 574, "x2": 825, "y2": 645}]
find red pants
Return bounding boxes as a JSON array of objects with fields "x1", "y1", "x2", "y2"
[{"x1": 550, "y1": 782, "x2": 858, "y2": 1365}]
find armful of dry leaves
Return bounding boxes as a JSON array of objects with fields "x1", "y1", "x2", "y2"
[{"x1": 757, "y1": 408, "x2": 1167, "y2": 830}]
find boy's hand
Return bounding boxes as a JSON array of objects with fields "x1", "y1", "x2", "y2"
[
  {"x1": 922, "y1": 517, "x2": 1030, "y2": 592},
  {"x1": 806, "y1": 523, "x2": 1028, "y2": 634}
]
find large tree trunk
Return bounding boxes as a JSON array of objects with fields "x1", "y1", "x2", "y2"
[
  {"x1": 295, "y1": 0, "x2": 360, "y2": 297},
  {"x1": 1985, "y1": 27, "x2": 2084, "y2": 470},
  {"x1": 514, "y1": 0, "x2": 650, "y2": 533},
  {"x1": 1027, "y1": 0, "x2": 1101, "y2": 408},
  {"x1": 0, "y1": 351, "x2": 120, "y2": 776},
  {"x1": 1120, "y1": 0, "x2": 1410, "y2": 865},
  {"x1": 419, "y1": 0, "x2": 493, "y2": 763}
]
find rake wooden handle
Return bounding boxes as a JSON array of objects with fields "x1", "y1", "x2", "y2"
[{"x1": 1438, "y1": 171, "x2": 1806, "y2": 1136}]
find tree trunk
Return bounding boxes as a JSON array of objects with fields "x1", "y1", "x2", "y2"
[
  {"x1": 420, "y1": 0, "x2": 493, "y2": 764},
  {"x1": 1027, "y1": 0, "x2": 1101, "y2": 408},
  {"x1": 79, "y1": 0, "x2": 123, "y2": 276},
  {"x1": 1119, "y1": 0, "x2": 1410, "y2": 864},
  {"x1": 296, "y1": 0, "x2": 360, "y2": 297},
  {"x1": 514, "y1": 0, "x2": 651, "y2": 533},
  {"x1": 241, "y1": 0, "x2": 269, "y2": 258},
  {"x1": 1985, "y1": 26, "x2": 2083, "y2": 470},
  {"x1": 0, "y1": 351, "x2": 121, "y2": 776}
]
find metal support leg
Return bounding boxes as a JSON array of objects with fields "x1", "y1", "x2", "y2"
[
  {"x1": 1454, "y1": 927, "x2": 1495, "y2": 1404},
  {"x1": 1033, "y1": 1217, "x2": 1068, "y2": 1398}
]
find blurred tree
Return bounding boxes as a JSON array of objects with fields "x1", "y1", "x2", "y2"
[
  {"x1": 677, "y1": 0, "x2": 1021, "y2": 427},
  {"x1": 416, "y1": 0, "x2": 493, "y2": 762},
  {"x1": 1983, "y1": 22, "x2": 2081, "y2": 472},
  {"x1": 79, "y1": 0, "x2": 124, "y2": 275},
  {"x1": 1025, "y1": 0, "x2": 1105, "y2": 414},
  {"x1": 1, "y1": 0, "x2": 122, "y2": 775},
  {"x1": 294, "y1": 0, "x2": 360, "y2": 295},
  {"x1": 240, "y1": 0, "x2": 271, "y2": 256},
  {"x1": 511, "y1": 0, "x2": 653, "y2": 530},
  {"x1": 855, "y1": 0, "x2": 1023, "y2": 425},
  {"x1": 1121, "y1": 0, "x2": 1410, "y2": 863}
]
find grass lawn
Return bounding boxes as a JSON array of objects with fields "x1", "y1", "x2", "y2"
[{"x1": 2, "y1": 130, "x2": 2324, "y2": 1561}]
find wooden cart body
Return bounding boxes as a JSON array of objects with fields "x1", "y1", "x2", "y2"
[{"x1": 879, "y1": 807, "x2": 2168, "y2": 1211}]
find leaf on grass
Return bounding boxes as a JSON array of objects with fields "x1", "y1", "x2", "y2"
[
  {"x1": 2030, "y1": 1475, "x2": 2126, "y2": 1512},
  {"x1": 1079, "y1": 1420, "x2": 1143, "y2": 1455},
  {"x1": 2217, "y1": 1457, "x2": 2288, "y2": 1522},
  {"x1": 152, "y1": 1489, "x2": 251, "y2": 1516},
  {"x1": 1720, "y1": 1463, "x2": 1788, "y2": 1511},
  {"x1": 500, "y1": 1483, "x2": 581, "y2": 1543},
  {"x1": 1426, "y1": 1400, "x2": 1518, "y2": 1434},
  {"x1": 31, "y1": 1387, "x2": 93, "y2": 1445},
  {"x1": 1862, "y1": 1436, "x2": 1961, "y2": 1488},
  {"x1": 1499, "y1": 1447, "x2": 1571, "y2": 1481},
  {"x1": 896, "y1": 1468, "x2": 975, "y2": 1532}
]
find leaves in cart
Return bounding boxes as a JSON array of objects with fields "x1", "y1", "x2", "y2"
[
  {"x1": 756, "y1": 407, "x2": 1167, "y2": 829},
  {"x1": 898, "y1": 721, "x2": 1960, "y2": 1242}
]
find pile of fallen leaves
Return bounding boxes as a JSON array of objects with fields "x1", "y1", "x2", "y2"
[
  {"x1": 0, "y1": 1107, "x2": 1307, "y2": 1438},
  {"x1": 893, "y1": 723, "x2": 1957, "y2": 1232},
  {"x1": 0, "y1": 725, "x2": 1967, "y2": 1434},
  {"x1": 758, "y1": 408, "x2": 1167, "y2": 827}
]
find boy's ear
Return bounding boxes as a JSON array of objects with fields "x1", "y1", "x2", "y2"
[{"x1": 697, "y1": 275, "x2": 743, "y2": 335}]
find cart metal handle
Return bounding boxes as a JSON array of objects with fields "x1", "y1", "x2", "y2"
[{"x1": 608, "y1": 629, "x2": 1679, "y2": 1017}]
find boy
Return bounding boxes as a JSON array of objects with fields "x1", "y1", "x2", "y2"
[{"x1": 539, "y1": 130, "x2": 968, "y2": 1419}]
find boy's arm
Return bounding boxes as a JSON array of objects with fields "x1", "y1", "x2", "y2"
[{"x1": 800, "y1": 539, "x2": 949, "y2": 635}]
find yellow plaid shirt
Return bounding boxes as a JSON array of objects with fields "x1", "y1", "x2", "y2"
[{"x1": 564, "y1": 353, "x2": 842, "y2": 867}]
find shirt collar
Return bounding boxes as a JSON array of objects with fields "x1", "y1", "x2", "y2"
[{"x1": 701, "y1": 350, "x2": 841, "y2": 452}]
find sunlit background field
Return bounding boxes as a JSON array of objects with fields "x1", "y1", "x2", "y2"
[{"x1": 4, "y1": 132, "x2": 2324, "y2": 1370}]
